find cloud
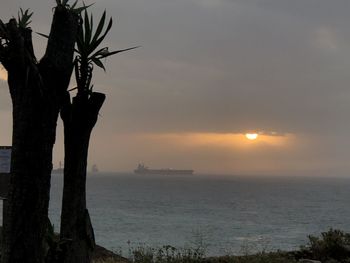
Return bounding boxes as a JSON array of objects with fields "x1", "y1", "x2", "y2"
[
  {"x1": 313, "y1": 26, "x2": 339, "y2": 51},
  {"x1": 258, "y1": 131, "x2": 287, "y2": 137}
]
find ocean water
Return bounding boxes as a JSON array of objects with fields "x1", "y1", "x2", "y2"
[{"x1": 48, "y1": 174, "x2": 350, "y2": 256}]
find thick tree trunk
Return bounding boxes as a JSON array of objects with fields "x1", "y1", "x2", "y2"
[
  {"x1": 0, "y1": 6, "x2": 79, "y2": 263},
  {"x1": 2, "y1": 77, "x2": 59, "y2": 263},
  {"x1": 60, "y1": 92, "x2": 105, "y2": 263}
]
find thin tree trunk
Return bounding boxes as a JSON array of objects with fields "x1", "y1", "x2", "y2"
[{"x1": 60, "y1": 92, "x2": 105, "y2": 263}]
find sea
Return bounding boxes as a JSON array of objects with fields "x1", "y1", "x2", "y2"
[{"x1": 47, "y1": 173, "x2": 350, "y2": 256}]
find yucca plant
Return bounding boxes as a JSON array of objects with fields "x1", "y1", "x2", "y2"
[
  {"x1": 0, "y1": 1, "x2": 81, "y2": 262},
  {"x1": 55, "y1": 0, "x2": 91, "y2": 14},
  {"x1": 17, "y1": 8, "x2": 33, "y2": 29},
  {"x1": 56, "y1": 0, "x2": 92, "y2": 15},
  {"x1": 56, "y1": 0, "x2": 72, "y2": 7},
  {"x1": 74, "y1": 9, "x2": 138, "y2": 97},
  {"x1": 37, "y1": 1, "x2": 90, "y2": 39},
  {"x1": 60, "y1": 9, "x2": 138, "y2": 263}
]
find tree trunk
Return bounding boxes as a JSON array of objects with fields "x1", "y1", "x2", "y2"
[
  {"x1": 1, "y1": 6, "x2": 79, "y2": 263},
  {"x1": 60, "y1": 92, "x2": 105, "y2": 263},
  {"x1": 2, "y1": 77, "x2": 58, "y2": 263}
]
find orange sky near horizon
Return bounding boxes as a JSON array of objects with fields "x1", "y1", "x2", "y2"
[{"x1": 80, "y1": 131, "x2": 322, "y2": 175}]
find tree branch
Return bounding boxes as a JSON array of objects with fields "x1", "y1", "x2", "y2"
[
  {"x1": 40, "y1": 6, "x2": 79, "y2": 91},
  {"x1": 6, "y1": 19, "x2": 26, "y2": 73}
]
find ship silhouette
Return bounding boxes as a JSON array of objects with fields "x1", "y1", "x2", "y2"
[{"x1": 134, "y1": 163, "x2": 194, "y2": 175}]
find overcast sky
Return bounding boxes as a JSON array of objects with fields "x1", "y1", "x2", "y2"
[{"x1": 1, "y1": 0, "x2": 350, "y2": 175}]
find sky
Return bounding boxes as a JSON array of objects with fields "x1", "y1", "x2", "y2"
[{"x1": 1, "y1": 0, "x2": 350, "y2": 176}]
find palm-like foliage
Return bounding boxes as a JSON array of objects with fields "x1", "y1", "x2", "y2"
[
  {"x1": 56, "y1": 0, "x2": 70, "y2": 6},
  {"x1": 55, "y1": 0, "x2": 91, "y2": 14},
  {"x1": 74, "y1": 10, "x2": 138, "y2": 96},
  {"x1": 17, "y1": 8, "x2": 33, "y2": 29}
]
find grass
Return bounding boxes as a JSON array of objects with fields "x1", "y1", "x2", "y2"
[
  {"x1": 205, "y1": 252, "x2": 298, "y2": 263},
  {"x1": 92, "y1": 245, "x2": 296, "y2": 263},
  {"x1": 131, "y1": 245, "x2": 205, "y2": 263},
  {"x1": 93, "y1": 229, "x2": 350, "y2": 263},
  {"x1": 92, "y1": 251, "x2": 298, "y2": 263}
]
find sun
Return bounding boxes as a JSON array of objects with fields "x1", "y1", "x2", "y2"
[{"x1": 245, "y1": 133, "x2": 258, "y2": 140}]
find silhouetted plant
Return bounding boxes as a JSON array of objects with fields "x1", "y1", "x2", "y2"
[
  {"x1": 130, "y1": 245, "x2": 205, "y2": 263},
  {"x1": 74, "y1": 9, "x2": 138, "y2": 96},
  {"x1": 55, "y1": 0, "x2": 91, "y2": 13},
  {"x1": 301, "y1": 228, "x2": 350, "y2": 262},
  {"x1": 59, "y1": 6, "x2": 137, "y2": 263},
  {"x1": 0, "y1": 0, "x2": 80, "y2": 261},
  {"x1": 17, "y1": 8, "x2": 33, "y2": 29}
]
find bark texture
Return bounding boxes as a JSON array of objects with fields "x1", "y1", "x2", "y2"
[
  {"x1": 0, "y1": 7, "x2": 79, "y2": 263},
  {"x1": 60, "y1": 92, "x2": 105, "y2": 263}
]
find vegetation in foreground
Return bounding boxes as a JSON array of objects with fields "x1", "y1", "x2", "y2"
[{"x1": 92, "y1": 229, "x2": 350, "y2": 263}]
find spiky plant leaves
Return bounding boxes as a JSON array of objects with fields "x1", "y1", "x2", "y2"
[
  {"x1": 97, "y1": 46, "x2": 140, "y2": 59},
  {"x1": 74, "y1": 9, "x2": 138, "y2": 95},
  {"x1": 91, "y1": 57, "x2": 105, "y2": 71},
  {"x1": 88, "y1": 46, "x2": 139, "y2": 71},
  {"x1": 89, "y1": 47, "x2": 108, "y2": 60},
  {"x1": 36, "y1": 32, "x2": 49, "y2": 38},
  {"x1": 55, "y1": 0, "x2": 69, "y2": 7},
  {"x1": 55, "y1": 0, "x2": 92, "y2": 14},
  {"x1": 70, "y1": 0, "x2": 79, "y2": 10},
  {"x1": 71, "y1": 5, "x2": 92, "y2": 14},
  {"x1": 89, "y1": 46, "x2": 140, "y2": 66},
  {"x1": 76, "y1": 11, "x2": 109, "y2": 60},
  {"x1": 90, "y1": 14, "x2": 93, "y2": 36},
  {"x1": 76, "y1": 10, "x2": 117, "y2": 57},
  {"x1": 17, "y1": 8, "x2": 33, "y2": 29},
  {"x1": 92, "y1": 11, "x2": 106, "y2": 45},
  {"x1": 84, "y1": 10, "x2": 92, "y2": 47},
  {"x1": 87, "y1": 18, "x2": 112, "y2": 55}
]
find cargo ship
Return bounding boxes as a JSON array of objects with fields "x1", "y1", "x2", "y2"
[{"x1": 134, "y1": 163, "x2": 194, "y2": 175}]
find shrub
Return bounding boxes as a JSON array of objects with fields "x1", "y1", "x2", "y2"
[
  {"x1": 301, "y1": 228, "x2": 350, "y2": 262},
  {"x1": 130, "y1": 245, "x2": 205, "y2": 263}
]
